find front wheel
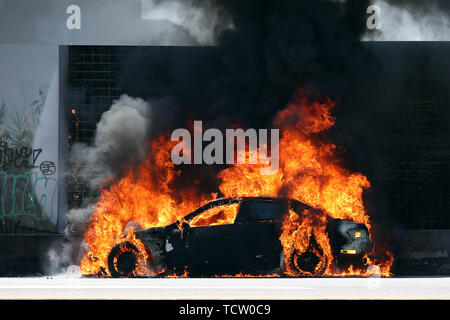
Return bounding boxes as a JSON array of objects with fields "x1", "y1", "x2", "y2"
[
  {"x1": 285, "y1": 235, "x2": 329, "y2": 277},
  {"x1": 108, "y1": 241, "x2": 151, "y2": 277}
]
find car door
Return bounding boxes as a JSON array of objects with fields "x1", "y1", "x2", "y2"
[
  {"x1": 233, "y1": 200, "x2": 287, "y2": 273},
  {"x1": 184, "y1": 203, "x2": 241, "y2": 275}
]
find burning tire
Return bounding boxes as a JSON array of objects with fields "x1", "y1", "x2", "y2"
[
  {"x1": 108, "y1": 241, "x2": 151, "y2": 277},
  {"x1": 286, "y1": 235, "x2": 329, "y2": 277}
]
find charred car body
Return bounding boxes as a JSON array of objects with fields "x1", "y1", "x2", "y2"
[{"x1": 107, "y1": 197, "x2": 372, "y2": 277}]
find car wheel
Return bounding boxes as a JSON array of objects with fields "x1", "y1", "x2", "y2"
[
  {"x1": 286, "y1": 235, "x2": 329, "y2": 277},
  {"x1": 108, "y1": 241, "x2": 151, "y2": 277}
]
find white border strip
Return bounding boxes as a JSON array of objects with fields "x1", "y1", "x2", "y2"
[{"x1": 1, "y1": 278, "x2": 450, "y2": 299}]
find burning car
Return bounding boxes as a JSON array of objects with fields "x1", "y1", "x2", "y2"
[{"x1": 107, "y1": 196, "x2": 372, "y2": 277}]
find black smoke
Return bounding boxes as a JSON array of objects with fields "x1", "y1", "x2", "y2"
[
  {"x1": 122, "y1": 0, "x2": 374, "y2": 131},
  {"x1": 84, "y1": 1, "x2": 387, "y2": 223},
  {"x1": 116, "y1": 0, "x2": 406, "y2": 249},
  {"x1": 117, "y1": 0, "x2": 389, "y2": 201},
  {"x1": 68, "y1": 0, "x2": 450, "y2": 272}
]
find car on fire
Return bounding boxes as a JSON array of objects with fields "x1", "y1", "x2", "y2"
[{"x1": 107, "y1": 197, "x2": 373, "y2": 277}]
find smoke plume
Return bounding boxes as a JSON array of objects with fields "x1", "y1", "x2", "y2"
[
  {"x1": 63, "y1": 0, "x2": 448, "y2": 272},
  {"x1": 66, "y1": 95, "x2": 153, "y2": 232},
  {"x1": 363, "y1": 0, "x2": 450, "y2": 41},
  {"x1": 140, "y1": 0, "x2": 234, "y2": 44},
  {"x1": 68, "y1": 0, "x2": 381, "y2": 233}
]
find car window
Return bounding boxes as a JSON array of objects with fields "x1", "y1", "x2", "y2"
[
  {"x1": 189, "y1": 203, "x2": 240, "y2": 227},
  {"x1": 235, "y1": 201, "x2": 287, "y2": 223}
]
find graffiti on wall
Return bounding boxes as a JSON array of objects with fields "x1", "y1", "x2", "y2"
[
  {"x1": 0, "y1": 71, "x2": 59, "y2": 234},
  {"x1": 0, "y1": 142, "x2": 58, "y2": 223},
  {"x1": 0, "y1": 171, "x2": 58, "y2": 220},
  {"x1": 0, "y1": 141, "x2": 44, "y2": 171}
]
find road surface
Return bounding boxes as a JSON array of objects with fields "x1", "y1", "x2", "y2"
[{"x1": 0, "y1": 277, "x2": 449, "y2": 299}]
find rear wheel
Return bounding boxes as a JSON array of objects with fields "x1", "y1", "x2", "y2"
[{"x1": 108, "y1": 241, "x2": 151, "y2": 277}]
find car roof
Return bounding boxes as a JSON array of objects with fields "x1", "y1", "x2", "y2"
[{"x1": 182, "y1": 196, "x2": 312, "y2": 222}]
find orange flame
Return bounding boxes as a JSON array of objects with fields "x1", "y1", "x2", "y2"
[
  {"x1": 79, "y1": 136, "x2": 211, "y2": 276},
  {"x1": 79, "y1": 88, "x2": 393, "y2": 277},
  {"x1": 190, "y1": 204, "x2": 239, "y2": 227}
]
